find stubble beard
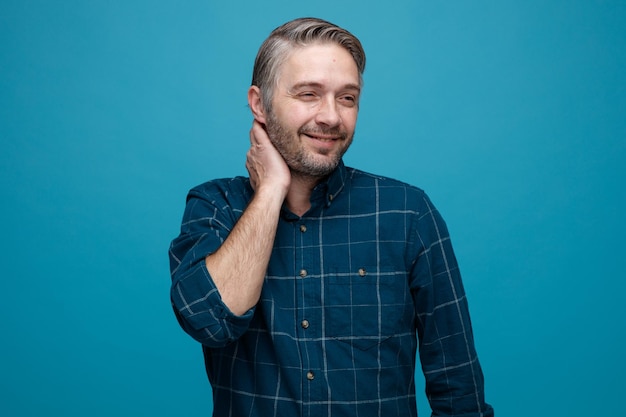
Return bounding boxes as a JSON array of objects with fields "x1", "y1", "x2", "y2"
[{"x1": 265, "y1": 111, "x2": 353, "y2": 179}]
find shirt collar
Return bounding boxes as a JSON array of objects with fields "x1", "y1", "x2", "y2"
[
  {"x1": 308, "y1": 160, "x2": 348, "y2": 209},
  {"x1": 322, "y1": 159, "x2": 348, "y2": 206}
]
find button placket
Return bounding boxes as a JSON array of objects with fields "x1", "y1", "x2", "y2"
[{"x1": 298, "y1": 223, "x2": 308, "y2": 279}]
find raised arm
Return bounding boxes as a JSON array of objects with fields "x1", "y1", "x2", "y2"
[{"x1": 205, "y1": 121, "x2": 290, "y2": 316}]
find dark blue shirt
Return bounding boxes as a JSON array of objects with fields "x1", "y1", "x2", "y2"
[{"x1": 169, "y1": 161, "x2": 493, "y2": 417}]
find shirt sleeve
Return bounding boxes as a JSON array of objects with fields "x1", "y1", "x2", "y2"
[
  {"x1": 168, "y1": 180, "x2": 255, "y2": 348},
  {"x1": 409, "y1": 192, "x2": 494, "y2": 417}
]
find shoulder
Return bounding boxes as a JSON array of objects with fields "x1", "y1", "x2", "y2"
[
  {"x1": 188, "y1": 176, "x2": 252, "y2": 203},
  {"x1": 346, "y1": 166, "x2": 423, "y2": 191},
  {"x1": 345, "y1": 166, "x2": 431, "y2": 206},
  {"x1": 182, "y1": 176, "x2": 253, "y2": 221}
]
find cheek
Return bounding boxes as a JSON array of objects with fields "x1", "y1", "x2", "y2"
[
  {"x1": 341, "y1": 109, "x2": 358, "y2": 130},
  {"x1": 279, "y1": 107, "x2": 313, "y2": 130}
]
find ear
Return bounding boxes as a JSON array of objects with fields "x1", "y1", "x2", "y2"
[{"x1": 248, "y1": 86, "x2": 267, "y2": 124}]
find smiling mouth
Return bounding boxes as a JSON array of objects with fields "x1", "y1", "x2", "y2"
[
  {"x1": 300, "y1": 129, "x2": 346, "y2": 142},
  {"x1": 306, "y1": 134, "x2": 338, "y2": 142}
]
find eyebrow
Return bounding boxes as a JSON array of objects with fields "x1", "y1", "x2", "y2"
[{"x1": 288, "y1": 81, "x2": 361, "y2": 94}]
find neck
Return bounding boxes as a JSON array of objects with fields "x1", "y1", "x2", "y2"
[{"x1": 284, "y1": 172, "x2": 326, "y2": 217}]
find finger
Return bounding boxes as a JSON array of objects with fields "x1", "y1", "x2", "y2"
[{"x1": 250, "y1": 120, "x2": 270, "y2": 146}]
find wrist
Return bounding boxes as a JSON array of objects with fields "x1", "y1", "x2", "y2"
[{"x1": 254, "y1": 182, "x2": 288, "y2": 208}]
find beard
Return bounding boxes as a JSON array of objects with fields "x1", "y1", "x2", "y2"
[{"x1": 265, "y1": 111, "x2": 353, "y2": 179}]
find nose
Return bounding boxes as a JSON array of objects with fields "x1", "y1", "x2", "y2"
[{"x1": 315, "y1": 97, "x2": 341, "y2": 127}]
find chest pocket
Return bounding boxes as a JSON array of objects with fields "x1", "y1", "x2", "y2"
[{"x1": 324, "y1": 266, "x2": 412, "y2": 351}]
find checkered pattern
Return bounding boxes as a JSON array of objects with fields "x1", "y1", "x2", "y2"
[{"x1": 169, "y1": 161, "x2": 493, "y2": 417}]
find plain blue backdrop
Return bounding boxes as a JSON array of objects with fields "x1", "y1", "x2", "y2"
[{"x1": 1, "y1": 1, "x2": 624, "y2": 415}]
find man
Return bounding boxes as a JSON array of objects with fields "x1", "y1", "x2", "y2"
[{"x1": 169, "y1": 17, "x2": 493, "y2": 417}]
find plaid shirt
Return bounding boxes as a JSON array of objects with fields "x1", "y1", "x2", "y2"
[{"x1": 169, "y1": 161, "x2": 493, "y2": 417}]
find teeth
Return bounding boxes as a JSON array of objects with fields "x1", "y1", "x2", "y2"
[{"x1": 304, "y1": 133, "x2": 336, "y2": 141}]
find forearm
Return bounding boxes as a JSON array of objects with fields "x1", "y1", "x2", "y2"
[{"x1": 205, "y1": 186, "x2": 284, "y2": 316}]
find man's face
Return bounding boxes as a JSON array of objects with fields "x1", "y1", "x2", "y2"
[{"x1": 265, "y1": 43, "x2": 361, "y2": 178}]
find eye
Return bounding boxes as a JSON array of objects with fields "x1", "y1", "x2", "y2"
[
  {"x1": 298, "y1": 92, "x2": 318, "y2": 101},
  {"x1": 339, "y1": 95, "x2": 358, "y2": 107}
]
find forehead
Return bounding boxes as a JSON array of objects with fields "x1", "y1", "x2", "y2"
[{"x1": 278, "y1": 43, "x2": 360, "y2": 88}]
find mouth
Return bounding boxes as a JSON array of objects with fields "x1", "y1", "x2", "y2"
[
  {"x1": 300, "y1": 129, "x2": 346, "y2": 142},
  {"x1": 304, "y1": 134, "x2": 339, "y2": 142},
  {"x1": 302, "y1": 134, "x2": 342, "y2": 153}
]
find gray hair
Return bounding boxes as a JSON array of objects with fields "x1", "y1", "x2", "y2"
[{"x1": 251, "y1": 17, "x2": 366, "y2": 112}]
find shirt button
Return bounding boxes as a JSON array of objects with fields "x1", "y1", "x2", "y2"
[
  {"x1": 301, "y1": 319, "x2": 310, "y2": 329},
  {"x1": 299, "y1": 224, "x2": 307, "y2": 233},
  {"x1": 299, "y1": 269, "x2": 307, "y2": 278},
  {"x1": 358, "y1": 268, "x2": 367, "y2": 277},
  {"x1": 306, "y1": 371, "x2": 315, "y2": 381}
]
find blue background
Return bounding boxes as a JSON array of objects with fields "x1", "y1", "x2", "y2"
[{"x1": 1, "y1": 0, "x2": 624, "y2": 415}]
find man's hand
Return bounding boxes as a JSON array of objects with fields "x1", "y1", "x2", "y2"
[{"x1": 246, "y1": 120, "x2": 291, "y2": 197}]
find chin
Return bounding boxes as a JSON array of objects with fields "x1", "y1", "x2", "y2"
[{"x1": 297, "y1": 157, "x2": 341, "y2": 177}]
